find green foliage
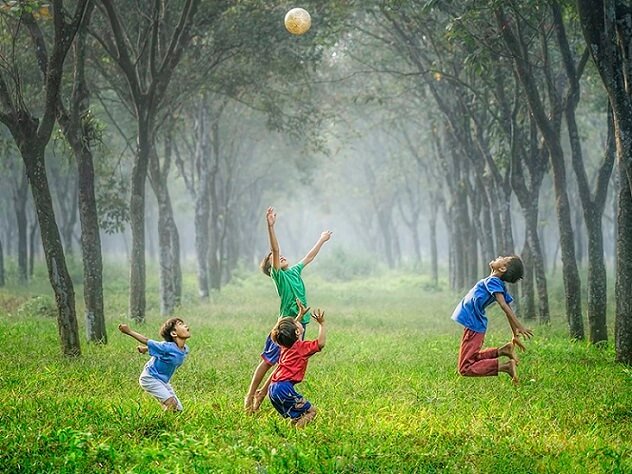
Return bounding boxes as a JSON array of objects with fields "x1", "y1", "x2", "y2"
[
  {"x1": 315, "y1": 246, "x2": 377, "y2": 281},
  {"x1": 0, "y1": 269, "x2": 630, "y2": 473}
]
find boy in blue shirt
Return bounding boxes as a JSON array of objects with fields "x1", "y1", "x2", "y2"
[
  {"x1": 119, "y1": 318, "x2": 190, "y2": 411},
  {"x1": 452, "y1": 255, "x2": 533, "y2": 383}
]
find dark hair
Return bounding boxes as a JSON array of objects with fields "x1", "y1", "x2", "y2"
[
  {"x1": 260, "y1": 251, "x2": 272, "y2": 277},
  {"x1": 500, "y1": 256, "x2": 524, "y2": 283},
  {"x1": 270, "y1": 317, "x2": 298, "y2": 348},
  {"x1": 159, "y1": 317, "x2": 184, "y2": 342}
]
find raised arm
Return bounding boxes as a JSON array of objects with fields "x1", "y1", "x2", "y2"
[
  {"x1": 118, "y1": 323, "x2": 149, "y2": 345},
  {"x1": 312, "y1": 309, "x2": 327, "y2": 349},
  {"x1": 266, "y1": 207, "x2": 281, "y2": 270},
  {"x1": 300, "y1": 231, "x2": 333, "y2": 267},
  {"x1": 495, "y1": 293, "x2": 533, "y2": 349}
]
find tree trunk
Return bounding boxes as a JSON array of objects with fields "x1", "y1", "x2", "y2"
[
  {"x1": 429, "y1": 199, "x2": 439, "y2": 287},
  {"x1": 193, "y1": 102, "x2": 210, "y2": 299},
  {"x1": 0, "y1": 238, "x2": 4, "y2": 287},
  {"x1": 23, "y1": 146, "x2": 80, "y2": 356},
  {"x1": 521, "y1": 229, "x2": 536, "y2": 321},
  {"x1": 13, "y1": 169, "x2": 28, "y2": 283},
  {"x1": 29, "y1": 219, "x2": 38, "y2": 278},
  {"x1": 129, "y1": 118, "x2": 151, "y2": 323},
  {"x1": 615, "y1": 162, "x2": 632, "y2": 364}
]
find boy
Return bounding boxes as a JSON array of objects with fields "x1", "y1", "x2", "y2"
[
  {"x1": 268, "y1": 299, "x2": 326, "y2": 428},
  {"x1": 244, "y1": 207, "x2": 332, "y2": 412},
  {"x1": 118, "y1": 318, "x2": 190, "y2": 411},
  {"x1": 452, "y1": 255, "x2": 533, "y2": 383}
]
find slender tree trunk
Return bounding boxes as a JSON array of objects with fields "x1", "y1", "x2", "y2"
[
  {"x1": 194, "y1": 102, "x2": 210, "y2": 299},
  {"x1": 615, "y1": 162, "x2": 632, "y2": 364},
  {"x1": 521, "y1": 229, "x2": 536, "y2": 321},
  {"x1": 23, "y1": 146, "x2": 80, "y2": 356},
  {"x1": 129, "y1": 118, "x2": 151, "y2": 323},
  {"x1": 29, "y1": 219, "x2": 38, "y2": 278},
  {"x1": 13, "y1": 170, "x2": 28, "y2": 283},
  {"x1": 429, "y1": 200, "x2": 439, "y2": 287},
  {"x1": 0, "y1": 238, "x2": 4, "y2": 287}
]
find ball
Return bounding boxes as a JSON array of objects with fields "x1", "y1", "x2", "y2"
[{"x1": 284, "y1": 8, "x2": 311, "y2": 36}]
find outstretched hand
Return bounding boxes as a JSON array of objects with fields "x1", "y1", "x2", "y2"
[
  {"x1": 295, "y1": 298, "x2": 311, "y2": 321},
  {"x1": 512, "y1": 325, "x2": 533, "y2": 351},
  {"x1": 137, "y1": 345, "x2": 148, "y2": 354},
  {"x1": 320, "y1": 230, "x2": 333, "y2": 242},
  {"x1": 266, "y1": 207, "x2": 277, "y2": 227},
  {"x1": 312, "y1": 308, "x2": 325, "y2": 324}
]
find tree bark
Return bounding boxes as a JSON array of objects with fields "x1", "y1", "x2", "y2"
[
  {"x1": 615, "y1": 161, "x2": 632, "y2": 364},
  {"x1": 0, "y1": 237, "x2": 4, "y2": 287},
  {"x1": 13, "y1": 168, "x2": 28, "y2": 283}
]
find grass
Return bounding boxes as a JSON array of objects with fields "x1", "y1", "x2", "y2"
[{"x1": 0, "y1": 264, "x2": 630, "y2": 473}]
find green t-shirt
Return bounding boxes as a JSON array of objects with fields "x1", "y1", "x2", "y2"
[{"x1": 270, "y1": 262, "x2": 310, "y2": 324}]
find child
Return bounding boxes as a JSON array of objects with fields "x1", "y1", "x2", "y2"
[
  {"x1": 451, "y1": 255, "x2": 533, "y2": 383},
  {"x1": 268, "y1": 300, "x2": 326, "y2": 428},
  {"x1": 118, "y1": 318, "x2": 190, "y2": 411},
  {"x1": 244, "y1": 207, "x2": 332, "y2": 412}
]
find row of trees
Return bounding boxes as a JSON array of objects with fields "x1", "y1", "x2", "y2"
[{"x1": 0, "y1": 1, "x2": 630, "y2": 365}]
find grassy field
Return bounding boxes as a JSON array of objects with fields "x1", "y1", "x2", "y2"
[{"x1": 0, "y1": 264, "x2": 630, "y2": 473}]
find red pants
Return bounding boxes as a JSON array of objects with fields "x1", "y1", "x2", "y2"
[{"x1": 457, "y1": 328, "x2": 499, "y2": 376}]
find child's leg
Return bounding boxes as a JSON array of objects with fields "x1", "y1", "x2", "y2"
[
  {"x1": 457, "y1": 329, "x2": 499, "y2": 376},
  {"x1": 245, "y1": 334, "x2": 281, "y2": 411},
  {"x1": 244, "y1": 359, "x2": 273, "y2": 410},
  {"x1": 293, "y1": 406, "x2": 317, "y2": 428},
  {"x1": 139, "y1": 373, "x2": 183, "y2": 410}
]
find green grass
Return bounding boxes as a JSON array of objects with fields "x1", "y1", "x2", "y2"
[{"x1": 0, "y1": 267, "x2": 630, "y2": 473}]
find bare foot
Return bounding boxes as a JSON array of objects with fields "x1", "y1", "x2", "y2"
[
  {"x1": 293, "y1": 411, "x2": 316, "y2": 428},
  {"x1": 252, "y1": 389, "x2": 266, "y2": 411},
  {"x1": 498, "y1": 359, "x2": 519, "y2": 384},
  {"x1": 499, "y1": 340, "x2": 519, "y2": 363},
  {"x1": 244, "y1": 395, "x2": 254, "y2": 414}
]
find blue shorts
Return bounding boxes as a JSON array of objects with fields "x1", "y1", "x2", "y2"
[
  {"x1": 268, "y1": 380, "x2": 312, "y2": 419},
  {"x1": 260, "y1": 322, "x2": 307, "y2": 365}
]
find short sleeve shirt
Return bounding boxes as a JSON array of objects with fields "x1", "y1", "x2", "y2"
[
  {"x1": 270, "y1": 262, "x2": 310, "y2": 324},
  {"x1": 144, "y1": 340, "x2": 189, "y2": 383},
  {"x1": 451, "y1": 276, "x2": 514, "y2": 333},
  {"x1": 270, "y1": 339, "x2": 321, "y2": 384}
]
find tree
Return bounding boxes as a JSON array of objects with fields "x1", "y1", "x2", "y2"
[
  {"x1": 0, "y1": 0, "x2": 89, "y2": 356},
  {"x1": 577, "y1": 0, "x2": 632, "y2": 363}
]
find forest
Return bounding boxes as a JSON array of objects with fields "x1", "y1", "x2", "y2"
[{"x1": 0, "y1": 1, "x2": 631, "y2": 473}]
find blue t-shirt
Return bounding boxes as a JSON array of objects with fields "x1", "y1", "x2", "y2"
[
  {"x1": 451, "y1": 276, "x2": 514, "y2": 333},
  {"x1": 144, "y1": 340, "x2": 189, "y2": 383}
]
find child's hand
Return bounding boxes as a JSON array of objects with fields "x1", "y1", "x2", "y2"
[
  {"x1": 312, "y1": 309, "x2": 325, "y2": 324},
  {"x1": 118, "y1": 323, "x2": 130, "y2": 334},
  {"x1": 512, "y1": 335, "x2": 527, "y2": 352},
  {"x1": 295, "y1": 298, "x2": 311, "y2": 320},
  {"x1": 319, "y1": 230, "x2": 333, "y2": 242},
  {"x1": 266, "y1": 207, "x2": 277, "y2": 227},
  {"x1": 137, "y1": 345, "x2": 148, "y2": 354}
]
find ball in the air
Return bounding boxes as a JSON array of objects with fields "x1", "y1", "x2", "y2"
[{"x1": 284, "y1": 8, "x2": 311, "y2": 35}]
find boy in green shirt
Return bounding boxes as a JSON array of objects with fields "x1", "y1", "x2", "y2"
[{"x1": 244, "y1": 207, "x2": 332, "y2": 413}]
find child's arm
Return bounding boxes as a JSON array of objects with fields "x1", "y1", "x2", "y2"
[
  {"x1": 118, "y1": 323, "x2": 149, "y2": 345},
  {"x1": 495, "y1": 293, "x2": 533, "y2": 348},
  {"x1": 266, "y1": 207, "x2": 281, "y2": 270},
  {"x1": 300, "y1": 231, "x2": 333, "y2": 267},
  {"x1": 312, "y1": 309, "x2": 327, "y2": 349}
]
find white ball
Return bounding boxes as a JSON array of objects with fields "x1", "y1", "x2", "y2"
[{"x1": 284, "y1": 8, "x2": 311, "y2": 36}]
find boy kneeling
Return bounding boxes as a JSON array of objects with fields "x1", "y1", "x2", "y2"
[{"x1": 268, "y1": 299, "x2": 326, "y2": 428}]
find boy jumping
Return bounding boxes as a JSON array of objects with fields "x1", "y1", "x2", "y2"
[{"x1": 452, "y1": 255, "x2": 533, "y2": 383}]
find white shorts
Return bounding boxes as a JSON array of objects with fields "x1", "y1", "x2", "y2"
[{"x1": 139, "y1": 371, "x2": 183, "y2": 411}]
